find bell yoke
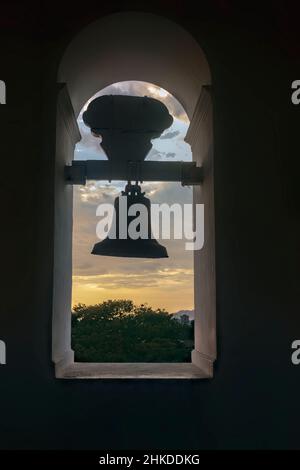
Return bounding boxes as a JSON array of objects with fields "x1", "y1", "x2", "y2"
[{"x1": 82, "y1": 94, "x2": 173, "y2": 258}]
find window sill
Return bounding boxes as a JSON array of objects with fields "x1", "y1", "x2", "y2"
[{"x1": 55, "y1": 350, "x2": 213, "y2": 379}]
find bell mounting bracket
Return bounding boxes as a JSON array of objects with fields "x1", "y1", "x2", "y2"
[{"x1": 64, "y1": 160, "x2": 203, "y2": 186}]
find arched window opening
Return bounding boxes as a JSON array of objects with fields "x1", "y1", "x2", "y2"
[
  {"x1": 53, "y1": 12, "x2": 215, "y2": 379},
  {"x1": 72, "y1": 81, "x2": 195, "y2": 364}
]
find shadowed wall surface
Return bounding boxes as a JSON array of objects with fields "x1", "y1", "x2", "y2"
[{"x1": 0, "y1": 1, "x2": 299, "y2": 449}]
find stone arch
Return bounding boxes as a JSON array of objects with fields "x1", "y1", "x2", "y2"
[{"x1": 58, "y1": 12, "x2": 211, "y2": 118}]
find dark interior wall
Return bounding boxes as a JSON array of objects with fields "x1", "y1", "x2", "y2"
[{"x1": 0, "y1": 1, "x2": 299, "y2": 450}]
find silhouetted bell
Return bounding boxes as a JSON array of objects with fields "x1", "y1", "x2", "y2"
[{"x1": 92, "y1": 183, "x2": 168, "y2": 258}]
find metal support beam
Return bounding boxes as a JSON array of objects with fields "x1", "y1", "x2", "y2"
[{"x1": 65, "y1": 160, "x2": 203, "y2": 186}]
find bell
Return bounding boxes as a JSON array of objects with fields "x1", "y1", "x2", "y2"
[{"x1": 92, "y1": 183, "x2": 168, "y2": 258}]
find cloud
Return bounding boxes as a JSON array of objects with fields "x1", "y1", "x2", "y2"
[
  {"x1": 72, "y1": 180, "x2": 193, "y2": 281},
  {"x1": 165, "y1": 152, "x2": 176, "y2": 158},
  {"x1": 72, "y1": 82, "x2": 194, "y2": 310},
  {"x1": 80, "y1": 81, "x2": 189, "y2": 123},
  {"x1": 160, "y1": 131, "x2": 180, "y2": 140},
  {"x1": 73, "y1": 268, "x2": 193, "y2": 290}
]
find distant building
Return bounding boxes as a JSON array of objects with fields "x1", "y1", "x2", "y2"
[{"x1": 172, "y1": 310, "x2": 194, "y2": 323}]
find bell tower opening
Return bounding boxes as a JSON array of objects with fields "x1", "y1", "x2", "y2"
[
  {"x1": 53, "y1": 12, "x2": 215, "y2": 378},
  {"x1": 71, "y1": 81, "x2": 195, "y2": 364}
]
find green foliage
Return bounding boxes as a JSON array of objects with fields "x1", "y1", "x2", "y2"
[{"x1": 72, "y1": 299, "x2": 194, "y2": 363}]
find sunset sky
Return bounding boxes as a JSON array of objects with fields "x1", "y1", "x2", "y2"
[{"x1": 72, "y1": 81, "x2": 194, "y2": 313}]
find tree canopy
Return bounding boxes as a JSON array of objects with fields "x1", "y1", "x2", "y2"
[{"x1": 72, "y1": 299, "x2": 194, "y2": 362}]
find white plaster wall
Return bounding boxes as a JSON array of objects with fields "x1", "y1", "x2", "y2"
[{"x1": 58, "y1": 12, "x2": 211, "y2": 118}]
